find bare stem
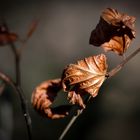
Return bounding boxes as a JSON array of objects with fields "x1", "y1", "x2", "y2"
[
  {"x1": 10, "y1": 43, "x2": 21, "y2": 85},
  {"x1": 107, "y1": 47, "x2": 140, "y2": 78},
  {"x1": 9, "y1": 43, "x2": 32, "y2": 140},
  {"x1": 59, "y1": 96, "x2": 91, "y2": 140},
  {"x1": 0, "y1": 71, "x2": 32, "y2": 140},
  {"x1": 59, "y1": 47, "x2": 140, "y2": 140},
  {"x1": 1, "y1": 21, "x2": 34, "y2": 140},
  {"x1": 59, "y1": 109, "x2": 83, "y2": 140}
]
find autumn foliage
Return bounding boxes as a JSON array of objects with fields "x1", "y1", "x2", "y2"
[
  {"x1": 31, "y1": 8, "x2": 136, "y2": 119},
  {"x1": 89, "y1": 8, "x2": 135, "y2": 55}
]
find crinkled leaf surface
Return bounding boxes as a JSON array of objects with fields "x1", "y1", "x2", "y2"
[
  {"x1": 89, "y1": 8, "x2": 136, "y2": 55},
  {"x1": 62, "y1": 54, "x2": 107, "y2": 108}
]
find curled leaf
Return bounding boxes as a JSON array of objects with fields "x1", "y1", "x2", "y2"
[
  {"x1": 31, "y1": 79, "x2": 71, "y2": 119},
  {"x1": 89, "y1": 8, "x2": 136, "y2": 55},
  {"x1": 62, "y1": 54, "x2": 107, "y2": 108},
  {"x1": 0, "y1": 24, "x2": 18, "y2": 46}
]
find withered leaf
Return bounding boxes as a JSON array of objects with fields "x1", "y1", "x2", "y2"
[
  {"x1": 102, "y1": 35, "x2": 131, "y2": 55},
  {"x1": 31, "y1": 79, "x2": 71, "y2": 119},
  {"x1": 26, "y1": 20, "x2": 38, "y2": 41},
  {"x1": 62, "y1": 54, "x2": 107, "y2": 108},
  {"x1": 0, "y1": 24, "x2": 18, "y2": 46},
  {"x1": 89, "y1": 8, "x2": 136, "y2": 55}
]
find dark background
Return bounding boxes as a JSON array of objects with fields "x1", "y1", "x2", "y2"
[{"x1": 0, "y1": 0, "x2": 140, "y2": 140}]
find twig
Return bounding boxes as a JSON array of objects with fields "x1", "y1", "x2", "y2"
[
  {"x1": 3, "y1": 20, "x2": 32, "y2": 140},
  {"x1": 9, "y1": 43, "x2": 32, "y2": 140},
  {"x1": 107, "y1": 47, "x2": 140, "y2": 78},
  {"x1": 59, "y1": 109, "x2": 83, "y2": 140},
  {"x1": 10, "y1": 43, "x2": 21, "y2": 85},
  {"x1": 58, "y1": 47, "x2": 140, "y2": 140},
  {"x1": 0, "y1": 71, "x2": 32, "y2": 140},
  {"x1": 59, "y1": 96, "x2": 91, "y2": 140}
]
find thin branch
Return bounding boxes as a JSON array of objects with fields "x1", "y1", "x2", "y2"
[
  {"x1": 59, "y1": 47, "x2": 140, "y2": 140},
  {"x1": 0, "y1": 71, "x2": 32, "y2": 140},
  {"x1": 59, "y1": 96, "x2": 91, "y2": 140},
  {"x1": 3, "y1": 21, "x2": 32, "y2": 140},
  {"x1": 10, "y1": 43, "x2": 21, "y2": 85},
  {"x1": 9, "y1": 43, "x2": 32, "y2": 140},
  {"x1": 107, "y1": 47, "x2": 140, "y2": 78},
  {"x1": 59, "y1": 109, "x2": 83, "y2": 140}
]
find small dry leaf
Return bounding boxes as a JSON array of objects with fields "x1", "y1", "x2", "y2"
[
  {"x1": 0, "y1": 24, "x2": 18, "y2": 46},
  {"x1": 26, "y1": 20, "x2": 38, "y2": 40},
  {"x1": 89, "y1": 8, "x2": 136, "y2": 55},
  {"x1": 62, "y1": 54, "x2": 107, "y2": 108},
  {"x1": 31, "y1": 79, "x2": 71, "y2": 119}
]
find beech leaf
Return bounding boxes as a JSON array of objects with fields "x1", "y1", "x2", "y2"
[
  {"x1": 62, "y1": 54, "x2": 107, "y2": 108},
  {"x1": 31, "y1": 79, "x2": 71, "y2": 119},
  {"x1": 89, "y1": 8, "x2": 136, "y2": 55}
]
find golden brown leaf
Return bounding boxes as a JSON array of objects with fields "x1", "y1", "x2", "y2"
[
  {"x1": 89, "y1": 8, "x2": 136, "y2": 55},
  {"x1": 31, "y1": 79, "x2": 71, "y2": 119},
  {"x1": 102, "y1": 35, "x2": 131, "y2": 55},
  {"x1": 102, "y1": 8, "x2": 135, "y2": 33},
  {"x1": 62, "y1": 54, "x2": 107, "y2": 108}
]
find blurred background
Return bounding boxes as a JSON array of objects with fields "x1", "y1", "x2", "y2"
[{"x1": 0, "y1": 0, "x2": 140, "y2": 140}]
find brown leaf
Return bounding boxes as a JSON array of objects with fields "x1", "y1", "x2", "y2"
[
  {"x1": 102, "y1": 35, "x2": 131, "y2": 55},
  {"x1": 89, "y1": 8, "x2": 136, "y2": 55},
  {"x1": 26, "y1": 20, "x2": 38, "y2": 40},
  {"x1": 31, "y1": 79, "x2": 71, "y2": 119},
  {"x1": 62, "y1": 54, "x2": 107, "y2": 108},
  {"x1": 0, "y1": 24, "x2": 18, "y2": 46},
  {"x1": 67, "y1": 91, "x2": 85, "y2": 108}
]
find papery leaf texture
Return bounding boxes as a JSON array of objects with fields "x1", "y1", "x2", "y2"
[
  {"x1": 89, "y1": 8, "x2": 136, "y2": 55},
  {"x1": 62, "y1": 54, "x2": 107, "y2": 108},
  {"x1": 31, "y1": 79, "x2": 71, "y2": 119}
]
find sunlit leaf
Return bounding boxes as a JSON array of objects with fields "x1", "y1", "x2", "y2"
[{"x1": 62, "y1": 54, "x2": 107, "y2": 108}]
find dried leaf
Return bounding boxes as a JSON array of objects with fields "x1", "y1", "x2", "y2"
[
  {"x1": 26, "y1": 20, "x2": 38, "y2": 40},
  {"x1": 31, "y1": 79, "x2": 71, "y2": 119},
  {"x1": 67, "y1": 91, "x2": 85, "y2": 108},
  {"x1": 62, "y1": 54, "x2": 107, "y2": 108},
  {"x1": 89, "y1": 8, "x2": 136, "y2": 55},
  {"x1": 0, "y1": 24, "x2": 18, "y2": 46},
  {"x1": 102, "y1": 35, "x2": 131, "y2": 55}
]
